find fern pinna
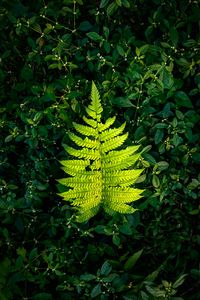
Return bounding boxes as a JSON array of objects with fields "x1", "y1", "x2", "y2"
[{"x1": 58, "y1": 82, "x2": 144, "y2": 222}]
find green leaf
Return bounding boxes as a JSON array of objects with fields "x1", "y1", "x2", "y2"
[
  {"x1": 135, "y1": 174, "x2": 146, "y2": 183},
  {"x1": 145, "y1": 269, "x2": 160, "y2": 282},
  {"x1": 156, "y1": 161, "x2": 169, "y2": 171},
  {"x1": 5, "y1": 135, "x2": 13, "y2": 143},
  {"x1": 103, "y1": 41, "x2": 111, "y2": 53},
  {"x1": 154, "y1": 129, "x2": 164, "y2": 144},
  {"x1": 21, "y1": 65, "x2": 33, "y2": 81},
  {"x1": 183, "y1": 39, "x2": 196, "y2": 48},
  {"x1": 116, "y1": 0, "x2": 122, "y2": 6},
  {"x1": 0, "y1": 258, "x2": 11, "y2": 276},
  {"x1": 32, "y1": 293, "x2": 52, "y2": 300},
  {"x1": 124, "y1": 249, "x2": 143, "y2": 270},
  {"x1": 160, "y1": 42, "x2": 171, "y2": 48},
  {"x1": 86, "y1": 32, "x2": 103, "y2": 42},
  {"x1": 103, "y1": 26, "x2": 109, "y2": 39},
  {"x1": 55, "y1": 270, "x2": 63, "y2": 276},
  {"x1": 48, "y1": 63, "x2": 58, "y2": 69},
  {"x1": 119, "y1": 223, "x2": 132, "y2": 235},
  {"x1": 162, "y1": 68, "x2": 174, "y2": 89},
  {"x1": 155, "y1": 123, "x2": 167, "y2": 129},
  {"x1": 169, "y1": 26, "x2": 178, "y2": 46},
  {"x1": 152, "y1": 174, "x2": 160, "y2": 188},
  {"x1": 175, "y1": 110, "x2": 184, "y2": 120},
  {"x1": 80, "y1": 273, "x2": 96, "y2": 281},
  {"x1": 142, "y1": 153, "x2": 156, "y2": 165},
  {"x1": 162, "y1": 103, "x2": 171, "y2": 118},
  {"x1": 172, "y1": 133, "x2": 182, "y2": 147},
  {"x1": 139, "y1": 44, "x2": 149, "y2": 54},
  {"x1": 76, "y1": 0, "x2": 83, "y2": 4},
  {"x1": 172, "y1": 274, "x2": 187, "y2": 289},
  {"x1": 146, "y1": 285, "x2": 165, "y2": 297},
  {"x1": 140, "y1": 291, "x2": 149, "y2": 300},
  {"x1": 112, "y1": 234, "x2": 121, "y2": 246},
  {"x1": 91, "y1": 284, "x2": 102, "y2": 298},
  {"x1": 175, "y1": 91, "x2": 193, "y2": 108},
  {"x1": 107, "y1": 2, "x2": 118, "y2": 15},
  {"x1": 7, "y1": 184, "x2": 18, "y2": 190},
  {"x1": 111, "y1": 97, "x2": 134, "y2": 107},
  {"x1": 29, "y1": 248, "x2": 38, "y2": 260},
  {"x1": 189, "y1": 209, "x2": 199, "y2": 215},
  {"x1": 17, "y1": 247, "x2": 26, "y2": 259},
  {"x1": 141, "y1": 145, "x2": 152, "y2": 153},
  {"x1": 176, "y1": 58, "x2": 190, "y2": 67},
  {"x1": 33, "y1": 112, "x2": 43, "y2": 123},
  {"x1": 187, "y1": 179, "x2": 199, "y2": 190},
  {"x1": 123, "y1": 0, "x2": 130, "y2": 8},
  {"x1": 100, "y1": 261, "x2": 112, "y2": 276},
  {"x1": 145, "y1": 26, "x2": 153, "y2": 40},
  {"x1": 79, "y1": 21, "x2": 92, "y2": 31},
  {"x1": 100, "y1": 0, "x2": 110, "y2": 8},
  {"x1": 117, "y1": 45, "x2": 125, "y2": 56},
  {"x1": 32, "y1": 23, "x2": 42, "y2": 33},
  {"x1": 192, "y1": 153, "x2": 200, "y2": 163}
]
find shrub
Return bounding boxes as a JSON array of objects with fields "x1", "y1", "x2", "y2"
[{"x1": 0, "y1": 0, "x2": 199, "y2": 299}]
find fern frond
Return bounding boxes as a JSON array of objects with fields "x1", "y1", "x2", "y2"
[
  {"x1": 57, "y1": 179, "x2": 98, "y2": 189},
  {"x1": 73, "y1": 122, "x2": 97, "y2": 137},
  {"x1": 60, "y1": 159, "x2": 90, "y2": 169},
  {"x1": 103, "y1": 145, "x2": 140, "y2": 163},
  {"x1": 68, "y1": 132, "x2": 98, "y2": 149},
  {"x1": 85, "y1": 107, "x2": 98, "y2": 120},
  {"x1": 103, "y1": 187, "x2": 144, "y2": 203},
  {"x1": 59, "y1": 188, "x2": 100, "y2": 201},
  {"x1": 58, "y1": 171, "x2": 101, "y2": 187},
  {"x1": 61, "y1": 166, "x2": 82, "y2": 176},
  {"x1": 103, "y1": 153, "x2": 141, "y2": 171},
  {"x1": 90, "y1": 81, "x2": 103, "y2": 120},
  {"x1": 73, "y1": 195, "x2": 101, "y2": 208},
  {"x1": 84, "y1": 82, "x2": 103, "y2": 121},
  {"x1": 76, "y1": 206, "x2": 100, "y2": 223},
  {"x1": 83, "y1": 116, "x2": 97, "y2": 128},
  {"x1": 100, "y1": 122, "x2": 126, "y2": 142},
  {"x1": 64, "y1": 146, "x2": 100, "y2": 160},
  {"x1": 105, "y1": 203, "x2": 137, "y2": 214},
  {"x1": 101, "y1": 132, "x2": 128, "y2": 153},
  {"x1": 104, "y1": 169, "x2": 144, "y2": 186},
  {"x1": 59, "y1": 159, "x2": 90, "y2": 176},
  {"x1": 90, "y1": 159, "x2": 101, "y2": 171},
  {"x1": 98, "y1": 116, "x2": 116, "y2": 132},
  {"x1": 58, "y1": 82, "x2": 145, "y2": 222}
]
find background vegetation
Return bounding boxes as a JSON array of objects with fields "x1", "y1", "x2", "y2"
[{"x1": 0, "y1": 0, "x2": 200, "y2": 299}]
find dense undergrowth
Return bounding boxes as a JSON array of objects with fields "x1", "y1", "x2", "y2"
[{"x1": 0, "y1": 0, "x2": 200, "y2": 299}]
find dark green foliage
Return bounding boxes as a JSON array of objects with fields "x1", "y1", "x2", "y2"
[{"x1": 0, "y1": 0, "x2": 200, "y2": 299}]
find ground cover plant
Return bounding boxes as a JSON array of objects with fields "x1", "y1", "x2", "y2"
[{"x1": 0, "y1": 0, "x2": 200, "y2": 299}]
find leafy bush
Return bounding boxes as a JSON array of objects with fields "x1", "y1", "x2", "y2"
[{"x1": 0, "y1": 0, "x2": 200, "y2": 299}]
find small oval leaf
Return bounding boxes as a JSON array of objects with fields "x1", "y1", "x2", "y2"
[{"x1": 124, "y1": 249, "x2": 143, "y2": 270}]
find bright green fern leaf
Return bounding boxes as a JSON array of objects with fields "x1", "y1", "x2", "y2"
[{"x1": 58, "y1": 81, "x2": 144, "y2": 222}]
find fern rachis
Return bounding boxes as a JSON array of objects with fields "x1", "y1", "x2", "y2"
[{"x1": 58, "y1": 81, "x2": 144, "y2": 222}]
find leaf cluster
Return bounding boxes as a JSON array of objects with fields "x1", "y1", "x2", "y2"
[{"x1": 0, "y1": 0, "x2": 199, "y2": 299}]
